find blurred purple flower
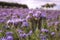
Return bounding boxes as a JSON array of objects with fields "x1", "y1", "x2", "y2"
[
  {"x1": 51, "y1": 32, "x2": 55, "y2": 36},
  {"x1": 21, "y1": 21, "x2": 29, "y2": 27},
  {"x1": 41, "y1": 13, "x2": 46, "y2": 17},
  {"x1": 26, "y1": 15, "x2": 32, "y2": 20},
  {"x1": 0, "y1": 30, "x2": 2, "y2": 33},
  {"x1": 19, "y1": 33, "x2": 27, "y2": 38},
  {"x1": 17, "y1": 29, "x2": 23, "y2": 33},
  {"x1": 28, "y1": 11, "x2": 33, "y2": 14},
  {"x1": 40, "y1": 34, "x2": 47, "y2": 40},
  {"x1": 1, "y1": 37, "x2": 6, "y2": 40},
  {"x1": 6, "y1": 32, "x2": 13, "y2": 36},
  {"x1": 0, "y1": 19, "x2": 6, "y2": 23},
  {"x1": 41, "y1": 28, "x2": 49, "y2": 33},
  {"x1": 33, "y1": 13, "x2": 38, "y2": 18},
  {"x1": 6, "y1": 36, "x2": 13, "y2": 40},
  {"x1": 55, "y1": 21, "x2": 59, "y2": 25}
]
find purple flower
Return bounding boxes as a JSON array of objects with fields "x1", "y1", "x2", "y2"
[
  {"x1": 17, "y1": 29, "x2": 23, "y2": 33},
  {"x1": 36, "y1": 11, "x2": 41, "y2": 14},
  {"x1": 7, "y1": 19, "x2": 13, "y2": 24},
  {"x1": 55, "y1": 21, "x2": 59, "y2": 25},
  {"x1": 28, "y1": 11, "x2": 33, "y2": 14},
  {"x1": 41, "y1": 13, "x2": 46, "y2": 17},
  {"x1": 26, "y1": 15, "x2": 32, "y2": 20},
  {"x1": 0, "y1": 30, "x2": 2, "y2": 33},
  {"x1": 33, "y1": 13, "x2": 38, "y2": 17},
  {"x1": 6, "y1": 36, "x2": 13, "y2": 40},
  {"x1": 21, "y1": 21, "x2": 29, "y2": 27},
  {"x1": 6, "y1": 32, "x2": 13, "y2": 36},
  {"x1": 33, "y1": 13, "x2": 40, "y2": 20},
  {"x1": 40, "y1": 34, "x2": 47, "y2": 40},
  {"x1": 51, "y1": 32, "x2": 55, "y2": 36},
  {"x1": 1, "y1": 37, "x2": 6, "y2": 40},
  {"x1": 41, "y1": 28, "x2": 49, "y2": 33},
  {"x1": 19, "y1": 33, "x2": 27, "y2": 38},
  {"x1": 0, "y1": 18, "x2": 6, "y2": 23}
]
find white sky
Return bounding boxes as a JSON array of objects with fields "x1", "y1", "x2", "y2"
[{"x1": 0, "y1": 0, "x2": 60, "y2": 9}]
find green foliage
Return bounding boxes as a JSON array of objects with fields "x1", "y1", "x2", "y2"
[
  {"x1": 41, "y1": 3, "x2": 56, "y2": 8},
  {"x1": 0, "y1": 1, "x2": 28, "y2": 8}
]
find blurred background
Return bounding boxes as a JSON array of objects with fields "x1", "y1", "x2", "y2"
[{"x1": 0, "y1": 0, "x2": 60, "y2": 9}]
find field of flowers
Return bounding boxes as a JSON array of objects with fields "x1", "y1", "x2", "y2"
[{"x1": 0, "y1": 8, "x2": 60, "y2": 40}]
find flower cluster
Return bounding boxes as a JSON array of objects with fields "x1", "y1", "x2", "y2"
[{"x1": 0, "y1": 8, "x2": 60, "y2": 40}]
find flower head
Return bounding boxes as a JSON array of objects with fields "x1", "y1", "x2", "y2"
[
  {"x1": 51, "y1": 32, "x2": 55, "y2": 36},
  {"x1": 6, "y1": 36, "x2": 13, "y2": 40},
  {"x1": 6, "y1": 32, "x2": 13, "y2": 36}
]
